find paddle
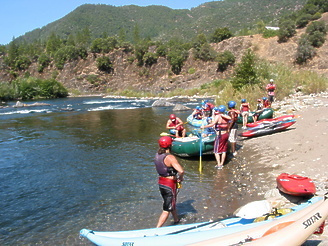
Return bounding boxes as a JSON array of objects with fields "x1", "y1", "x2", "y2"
[
  {"x1": 167, "y1": 199, "x2": 273, "y2": 235},
  {"x1": 167, "y1": 219, "x2": 226, "y2": 235},
  {"x1": 199, "y1": 129, "x2": 203, "y2": 173}
]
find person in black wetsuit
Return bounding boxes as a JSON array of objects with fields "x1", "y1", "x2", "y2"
[{"x1": 154, "y1": 136, "x2": 184, "y2": 227}]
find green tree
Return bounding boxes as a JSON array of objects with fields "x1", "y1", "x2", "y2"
[
  {"x1": 46, "y1": 32, "x2": 62, "y2": 56},
  {"x1": 53, "y1": 45, "x2": 80, "y2": 69},
  {"x1": 134, "y1": 42, "x2": 149, "y2": 66},
  {"x1": 216, "y1": 50, "x2": 235, "y2": 72},
  {"x1": 307, "y1": 31, "x2": 326, "y2": 47},
  {"x1": 296, "y1": 14, "x2": 312, "y2": 28},
  {"x1": 96, "y1": 56, "x2": 113, "y2": 73},
  {"x1": 278, "y1": 20, "x2": 296, "y2": 42},
  {"x1": 143, "y1": 52, "x2": 158, "y2": 67},
  {"x1": 295, "y1": 34, "x2": 316, "y2": 64},
  {"x1": 167, "y1": 49, "x2": 189, "y2": 75},
  {"x1": 38, "y1": 53, "x2": 51, "y2": 72},
  {"x1": 231, "y1": 49, "x2": 260, "y2": 90},
  {"x1": 306, "y1": 20, "x2": 327, "y2": 35},
  {"x1": 194, "y1": 43, "x2": 217, "y2": 61},
  {"x1": 210, "y1": 27, "x2": 233, "y2": 43}
]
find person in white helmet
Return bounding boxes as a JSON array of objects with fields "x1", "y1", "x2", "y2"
[{"x1": 266, "y1": 79, "x2": 276, "y2": 103}]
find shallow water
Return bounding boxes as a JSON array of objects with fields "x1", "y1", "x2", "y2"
[{"x1": 0, "y1": 97, "x2": 273, "y2": 245}]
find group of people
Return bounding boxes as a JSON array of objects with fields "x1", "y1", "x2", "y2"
[{"x1": 154, "y1": 79, "x2": 276, "y2": 227}]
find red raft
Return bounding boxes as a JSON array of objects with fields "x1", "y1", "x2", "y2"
[
  {"x1": 240, "y1": 120, "x2": 296, "y2": 138},
  {"x1": 246, "y1": 114, "x2": 295, "y2": 128},
  {"x1": 276, "y1": 173, "x2": 316, "y2": 196}
]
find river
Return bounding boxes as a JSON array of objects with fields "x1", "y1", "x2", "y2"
[{"x1": 0, "y1": 96, "x2": 272, "y2": 245}]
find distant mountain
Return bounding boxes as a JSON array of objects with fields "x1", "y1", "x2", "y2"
[{"x1": 18, "y1": 0, "x2": 306, "y2": 43}]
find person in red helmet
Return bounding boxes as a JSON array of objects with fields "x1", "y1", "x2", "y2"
[
  {"x1": 166, "y1": 114, "x2": 186, "y2": 138},
  {"x1": 154, "y1": 136, "x2": 184, "y2": 227}
]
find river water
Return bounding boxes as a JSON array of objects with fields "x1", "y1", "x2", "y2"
[{"x1": 0, "y1": 96, "x2": 273, "y2": 245}]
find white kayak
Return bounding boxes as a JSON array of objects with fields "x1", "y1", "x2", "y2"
[
  {"x1": 188, "y1": 195, "x2": 327, "y2": 246},
  {"x1": 80, "y1": 196, "x2": 323, "y2": 246}
]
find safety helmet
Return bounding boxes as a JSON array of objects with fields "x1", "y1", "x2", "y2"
[
  {"x1": 196, "y1": 106, "x2": 201, "y2": 110},
  {"x1": 262, "y1": 97, "x2": 267, "y2": 101},
  {"x1": 270, "y1": 79, "x2": 274, "y2": 82},
  {"x1": 241, "y1": 99, "x2": 246, "y2": 103},
  {"x1": 228, "y1": 100, "x2": 236, "y2": 108},
  {"x1": 169, "y1": 114, "x2": 176, "y2": 120},
  {"x1": 218, "y1": 105, "x2": 226, "y2": 113},
  {"x1": 158, "y1": 136, "x2": 173, "y2": 148},
  {"x1": 257, "y1": 99, "x2": 261, "y2": 102},
  {"x1": 213, "y1": 107, "x2": 219, "y2": 111}
]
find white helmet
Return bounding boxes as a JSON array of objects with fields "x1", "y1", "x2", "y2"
[{"x1": 270, "y1": 79, "x2": 274, "y2": 82}]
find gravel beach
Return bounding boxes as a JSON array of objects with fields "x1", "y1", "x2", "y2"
[{"x1": 240, "y1": 93, "x2": 328, "y2": 245}]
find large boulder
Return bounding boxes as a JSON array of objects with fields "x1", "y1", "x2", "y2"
[{"x1": 173, "y1": 104, "x2": 191, "y2": 111}]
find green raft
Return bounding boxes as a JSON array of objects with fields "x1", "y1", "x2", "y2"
[
  {"x1": 171, "y1": 134, "x2": 216, "y2": 157},
  {"x1": 237, "y1": 108, "x2": 274, "y2": 124}
]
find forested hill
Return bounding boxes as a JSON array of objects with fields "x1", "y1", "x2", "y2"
[{"x1": 18, "y1": 0, "x2": 306, "y2": 43}]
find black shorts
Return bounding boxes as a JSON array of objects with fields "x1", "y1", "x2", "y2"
[{"x1": 159, "y1": 184, "x2": 177, "y2": 212}]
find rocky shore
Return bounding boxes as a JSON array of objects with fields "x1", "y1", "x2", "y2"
[{"x1": 240, "y1": 92, "x2": 328, "y2": 245}]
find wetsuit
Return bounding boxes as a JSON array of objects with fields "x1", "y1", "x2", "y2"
[{"x1": 154, "y1": 153, "x2": 178, "y2": 212}]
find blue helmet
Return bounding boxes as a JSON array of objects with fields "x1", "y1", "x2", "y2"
[
  {"x1": 241, "y1": 99, "x2": 246, "y2": 103},
  {"x1": 262, "y1": 97, "x2": 267, "y2": 101},
  {"x1": 228, "y1": 101, "x2": 236, "y2": 108},
  {"x1": 213, "y1": 107, "x2": 219, "y2": 111},
  {"x1": 196, "y1": 106, "x2": 201, "y2": 110},
  {"x1": 218, "y1": 105, "x2": 226, "y2": 113}
]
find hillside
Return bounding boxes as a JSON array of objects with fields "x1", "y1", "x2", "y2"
[
  {"x1": 17, "y1": 0, "x2": 306, "y2": 43},
  {"x1": 1, "y1": 13, "x2": 327, "y2": 95}
]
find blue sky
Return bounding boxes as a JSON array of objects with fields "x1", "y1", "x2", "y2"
[{"x1": 0, "y1": 0, "x2": 211, "y2": 45}]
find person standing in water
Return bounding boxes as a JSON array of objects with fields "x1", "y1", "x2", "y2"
[
  {"x1": 201, "y1": 105, "x2": 231, "y2": 169},
  {"x1": 154, "y1": 136, "x2": 184, "y2": 227},
  {"x1": 227, "y1": 101, "x2": 239, "y2": 156}
]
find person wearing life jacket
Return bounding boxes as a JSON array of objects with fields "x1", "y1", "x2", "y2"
[
  {"x1": 166, "y1": 114, "x2": 186, "y2": 138},
  {"x1": 266, "y1": 79, "x2": 276, "y2": 103},
  {"x1": 191, "y1": 106, "x2": 203, "y2": 120},
  {"x1": 202, "y1": 100, "x2": 215, "y2": 117},
  {"x1": 240, "y1": 99, "x2": 250, "y2": 129},
  {"x1": 201, "y1": 105, "x2": 231, "y2": 169},
  {"x1": 202, "y1": 117, "x2": 216, "y2": 137},
  {"x1": 154, "y1": 136, "x2": 184, "y2": 228},
  {"x1": 262, "y1": 96, "x2": 271, "y2": 108},
  {"x1": 227, "y1": 101, "x2": 240, "y2": 156},
  {"x1": 253, "y1": 98, "x2": 264, "y2": 122}
]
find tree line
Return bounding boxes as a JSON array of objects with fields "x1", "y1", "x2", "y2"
[{"x1": 0, "y1": 0, "x2": 327, "y2": 101}]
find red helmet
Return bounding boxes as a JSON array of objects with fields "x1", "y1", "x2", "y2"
[
  {"x1": 169, "y1": 114, "x2": 176, "y2": 120},
  {"x1": 158, "y1": 136, "x2": 173, "y2": 148}
]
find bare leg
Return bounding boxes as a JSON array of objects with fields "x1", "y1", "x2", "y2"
[
  {"x1": 230, "y1": 142, "x2": 236, "y2": 153},
  {"x1": 220, "y1": 152, "x2": 227, "y2": 166},
  {"x1": 156, "y1": 211, "x2": 170, "y2": 228},
  {"x1": 214, "y1": 153, "x2": 221, "y2": 166},
  {"x1": 171, "y1": 209, "x2": 179, "y2": 223}
]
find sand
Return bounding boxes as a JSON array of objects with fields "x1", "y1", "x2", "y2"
[{"x1": 241, "y1": 94, "x2": 328, "y2": 245}]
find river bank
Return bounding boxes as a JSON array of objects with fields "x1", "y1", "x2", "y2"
[{"x1": 239, "y1": 92, "x2": 328, "y2": 245}]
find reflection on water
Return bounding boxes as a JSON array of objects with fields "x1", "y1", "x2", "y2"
[{"x1": 0, "y1": 97, "x2": 273, "y2": 245}]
